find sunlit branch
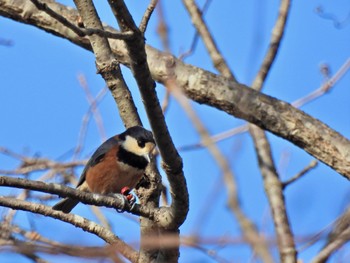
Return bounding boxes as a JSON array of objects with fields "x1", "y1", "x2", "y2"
[
  {"x1": 139, "y1": 0, "x2": 159, "y2": 33},
  {"x1": 0, "y1": 197, "x2": 138, "y2": 261},
  {"x1": 29, "y1": 0, "x2": 134, "y2": 39},
  {"x1": 167, "y1": 80, "x2": 274, "y2": 263},
  {"x1": 182, "y1": 0, "x2": 236, "y2": 81}
]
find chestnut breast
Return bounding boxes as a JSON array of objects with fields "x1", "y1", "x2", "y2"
[{"x1": 85, "y1": 145, "x2": 144, "y2": 195}]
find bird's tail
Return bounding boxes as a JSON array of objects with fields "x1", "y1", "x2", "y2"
[{"x1": 52, "y1": 198, "x2": 79, "y2": 213}]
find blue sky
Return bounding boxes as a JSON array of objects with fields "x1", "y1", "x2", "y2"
[{"x1": 1, "y1": 0, "x2": 350, "y2": 262}]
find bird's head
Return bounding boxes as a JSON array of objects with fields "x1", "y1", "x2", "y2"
[{"x1": 119, "y1": 126, "x2": 156, "y2": 162}]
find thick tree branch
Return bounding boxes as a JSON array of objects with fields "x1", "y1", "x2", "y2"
[
  {"x1": 1, "y1": 0, "x2": 350, "y2": 180},
  {"x1": 108, "y1": 0, "x2": 189, "y2": 230},
  {"x1": 0, "y1": 176, "x2": 178, "y2": 228},
  {"x1": 0, "y1": 176, "x2": 136, "y2": 212},
  {"x1": 71, "y1": 0, "x2": 141, "y2": 128},
  {"x1": 106, "y1": 1, "x2": 188, "y2": 261}
]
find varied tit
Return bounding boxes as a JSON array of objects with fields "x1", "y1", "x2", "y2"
[{"x1": 52, "y1": 126, "x2": 155, "y2": 213}]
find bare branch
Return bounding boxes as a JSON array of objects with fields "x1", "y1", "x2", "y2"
[
  {"x1": 248, "y1": 1, "x2": 297, "y2": 262},
  {"x1": 292, "y1": 58, "x2": 350, "y2": 108},
  {"x1": 282, "y1": 160, "x2": 318, "y2": 188},
  {"x1": 250, "y1": 127, "x2": 297, "y2": 262},
  {"x1": 107, "y1": 0, "x2": 189, "y2": 230},
  {"x1": 252, "y1": 0, "x2": 291, "y2": 91},
  {"x1": 72, "y1": 0, "x2": 141, "y2": 128},
  {"x1": 0, "y1": 197, "x2": 138, "y2": 261},
  {"x1": 73, "y1": 86, "x2": 108, "y2": 159},
  {"x1": 139, "y1": 0, "x2": 159, "y2": 33},
  {"x1": 0, "y1": 176, "x2": 133, "y2": 212},
  {"x1": 155, "y1": 0, "x2": 171, "y2": 52},
  {"x1": 0, "y1": 158, "x2": 85, "y2": 175},
  {"x1": 182, "y1": 0, "x2": 236, "y2": 81},
  {"x1": 1, "y1": 0, "x2": 350, "y2": 179},
  {"x1": 29, "y1": 0, "x2": 133, "y2": 39},
  {"x1": 168, "y1": 81, "x2": 274, "y2": 263},
  {"x1": 179, "y1": 0, "x2": 212, "y2": 60},
  {"x1": 78, "y1": 74, "x2": 107, "y2": 141},
  {"x1": 313, "y1": 207, "x2": 350, "y2": 263},
  {"x1": 312, "y1": 227, "x2": 350, "y2": 263}
]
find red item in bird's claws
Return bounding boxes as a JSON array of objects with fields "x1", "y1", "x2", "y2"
[
  {"x1": 121, "y1": 186, "x2": 131, "y2": 195},
  {"x1": 121, "y1": 187, "x2": 134, "y2": 201}
]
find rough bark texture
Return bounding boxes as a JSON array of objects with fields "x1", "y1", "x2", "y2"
[{"x1": 1, "y1": 0, "x2": 349, "y2": 180}]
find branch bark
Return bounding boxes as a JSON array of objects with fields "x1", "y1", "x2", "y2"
[
  {"x1": 0, "y1": 196, "x2": 138, "y2": 261},
  {"x1": 1, "y1": 0, "x2": 349, "y2": 180},
  {"x1": 106, "y1": 1, "x2": 189, "y2": 261},
  {"x1": 248, "y1": 1, "x2": 297, "y2": 262}
]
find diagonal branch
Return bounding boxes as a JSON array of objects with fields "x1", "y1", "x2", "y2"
[
  {"x1": 29, "y1": 0, "x2": 133, "y2": 39},
  {"x1": 1, "y1": 0, "x2": 350, "y2": 180},
  {"x1": 72, "y1": 0, "x2": 141, "y2": 128},
  {"x1": 139, "y1": 0, "x2": 159, "y2": 33},
  {"x1": 106, "y1": 1, "x2": 189, "y2": 261},
  {"x1": 0, "y1": 197, "x2": 138, "y2": 262},
  {"x1": 169, "y1": 82, "x2": 274, "y2": 263},
  {"x1": 107, "y1": 0, "x2": 189, "y2": 230},
  {"x1": 182, "y1": 0, "x2": 236, "y2": 81}
]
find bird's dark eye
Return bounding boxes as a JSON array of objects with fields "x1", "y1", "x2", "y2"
[{"x1": 137, "y1": 140, "x2": 145, "y2": 148}]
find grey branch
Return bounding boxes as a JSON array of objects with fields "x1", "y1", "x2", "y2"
[
  {"x1": 0, "y1": 196, "x2": 138, "y2": 261},
  {"x1": 1, "y1": 0, "x2": 349, "y2": 175}
]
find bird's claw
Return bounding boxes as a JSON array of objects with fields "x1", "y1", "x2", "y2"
[{"x1": 115, "y1": 187, "x2": 136, "y2": 212}]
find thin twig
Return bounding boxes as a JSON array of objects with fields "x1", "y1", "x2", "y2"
[
  {"x1": 282, "y1": 160, "x2": 318, "y2": 188},
  {"x1": 156, "y1": 0, "x2": 170, "y2": 52},
  {"x1": 78, "y1": 74, "x2": 107, "y2": 141},
  {"x1": 179, "y1": 0, "x2": 212, "y2": 60},
  {"x1": 293, "y1": 58, "x2": 350, "y2": 108},
  {"x1": 252, "y1": 0, "x2": 291, "y2": 91},
  {"x1": 178, "y1": 124, "x2": 248, "y2": 152},
  {"x1": 312, "y1": 227, "x2": 350, "y2": 263},
  {"x1": 29, "y1": 0, "x2": 134, "y2": 39},
  {"x1": 0, "y1": 159, "x2": 85, "y2": 175},
  {"x1": 73, "y1": 86, "x2": 108, "y2": 160},
  {"x1": 182, "y1": 0, "x2": 236, "y2": 81},
  {"x1": 139, "y1": 0, "x2": 159, "y2": 33}
]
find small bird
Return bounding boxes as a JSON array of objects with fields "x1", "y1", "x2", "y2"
[{"x1": 52, "y1": 126, "x2": 155, "y2": 213}]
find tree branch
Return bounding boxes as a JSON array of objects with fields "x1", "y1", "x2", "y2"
[
  {"x1": 248, "y1": 1, "x2": 297, "y2": 262},
  {"x1": 0, "y1": 176, "x2": 135, "y2": 212},
  {"x1": 29, "y1": 0, "x2": 133, "y2": 40},
  {"x1": 182, "y1": 0, "x2": 236, "y2": 81},
  {"x1": 168, "y1": 81, "x2": 274, "y2": 263},
  {"x1": 139, "y1": 0, "x2": 159, "y2": 33},
  {"x1": 1, "y1": 0, "x2": 349, "y2": 178},
  {"x1": 108, "y1": 0, "x2": 189, "y2": 230},
  {"x1": 106, "y1": 1, "x2": 189, "y2": 261},
  {"x1": 0, "y1": 196, "x2": 138, "y2": 262}
]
